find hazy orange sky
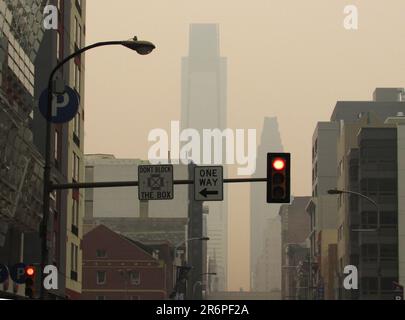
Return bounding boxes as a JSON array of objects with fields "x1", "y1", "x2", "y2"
[{"x1": 84, "y1": 0, "x2": 405, "y2": 290}]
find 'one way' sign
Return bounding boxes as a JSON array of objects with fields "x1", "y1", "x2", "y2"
[{"x1": 194, "y1": 166, "x2": 224, "y2": 201}]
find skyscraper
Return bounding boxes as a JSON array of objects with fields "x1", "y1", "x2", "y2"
[
  {"x1": 181, "y1": 24, "x2": 228, "y2": 290},
  {"x1": 0, "y1": 0, "x2": 47, "y2": 299},
  {"x1": 250, "y1": 117, "x2": 283, "y2": 291}
]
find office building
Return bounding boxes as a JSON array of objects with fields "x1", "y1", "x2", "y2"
[
  {"x1": 29, "y1": 0, "x2": 86, "y2": 299},
  {"x1": 331, "y1": 88, "x2": 405, "y2": 300},
  {"x1": 306, "y1": 122, "x2": 340, "y2": 299},
  {"x1": 0, "y1": 0, "x2": 48, "y2": 298},
  {"x1": 181, "y1": 23, "x2": 228, "y2": 290},
  {"x1": 279, "y1": 197, "x2": 311, "y2": 300},
  {"x1": 250, "y1": 117, "x2": 283, "y2": 291}
]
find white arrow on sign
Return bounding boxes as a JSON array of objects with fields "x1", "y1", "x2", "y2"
[{"x1": 194, "y1": 166, "x2": 224, "y2": 202}]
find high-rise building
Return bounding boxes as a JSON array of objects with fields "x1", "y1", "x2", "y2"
[
  {"x1": 31, "y1": 0, "x2": 86, "y2": 299},
  {"x1": 330, "y1": 88, "x2": 405, "y2": 300},
  {"x1": 0, "y1": 0, "x2": 47, "y2": 299},
  {"x1": 250, "y1": 117, "x2": 283, "y2": 291},
  {"x1": 181, "y1": 23, "x2": 228, "y2": 290},
  {"x1": 306, "y1": 122, "x2": 339, "y2": 299}
]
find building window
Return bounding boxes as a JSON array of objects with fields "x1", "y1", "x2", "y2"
[
  {"x1": 54, "y1": 129, "x2": 59, "y2": 164},
  {"x1": 361, "y1": 211, "x2": 378, "y2": 229},
  {"x1": 338, "y1": 224, "x2": 344, "y2": 241},
  {"x1": 73, "y1": 63, "x2": 81, "y2": 93},
  {"x1": 361, "y1": 244, "x2": 378, "y2": 262},
  {"x1": 380, "y1": 244, "x2": 398, "y2": 261},
  {"x1": 97, "y1": 271, "x2": 107, "y2": 285},
  {"x1": 72, "y1": 152, "x2": 80, "y2": 181},
  {"x1": 361, "y1": 277, "x2": 378, "y2": 294},
  {"x1": 73, "y1": 112, "x2": 80, "y2": 137},
  {"x1": 75, "y1": 17, "x2": 81, "y2": 48},
  {"x1": 130, "y1": 271, "x2": 141, "y2": 285},
  {"x1": 96, "y1": 249, "x2": 107, "y2": 258},
  {"x1": 71, "y1": 199, "x2": 79, "y2": 236},
  {"x1": 71, "y1": 243, "x2": 78, "y2": 281},
  {"x1": 73, "y1": 112, "x2": 80, "y2": 147}
]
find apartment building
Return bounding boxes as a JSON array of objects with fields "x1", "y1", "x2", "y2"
[
  {"x1": 332, "y1": 89, "x2": 405, "y2": 300},
  {"x1": 30, "y1": 0, "x2": 86, "y2": 299},
  {"x1": 0, "y1": 0, "x2": 47, "y2": 299},
  {"x1": 306, "y1": 122, "x2": 339, "y2": 299}
]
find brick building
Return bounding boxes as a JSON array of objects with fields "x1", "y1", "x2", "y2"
[{"x1": 81, "y1": 225, "x2": 174, "y2": 300}]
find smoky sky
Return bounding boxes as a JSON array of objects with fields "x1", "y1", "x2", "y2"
[{"x1": 84, "y1": 0, "x2": 405, "y2": 290}]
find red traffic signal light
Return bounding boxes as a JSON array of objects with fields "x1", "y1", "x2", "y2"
[
  {"x1": 272, "y1": 158, "x2": 286, "y2": 171},
  {"x1": 25, "y1": 266, "x2": 35, "y2": 277},
  {"x1": 25, "y1": 265, "x2": 36, "y2": 299},
  {"x1": 267, "y1": 153, "x2": 291, "y2": 204}
]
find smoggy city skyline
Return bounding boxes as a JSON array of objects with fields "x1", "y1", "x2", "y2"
[{"x1": 84, "y1": 0, "x2": 405, "y2": 290}]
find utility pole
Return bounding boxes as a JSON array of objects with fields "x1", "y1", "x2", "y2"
[{"x1": 187, "y1": 163, "x2": 203, "y2": 300}]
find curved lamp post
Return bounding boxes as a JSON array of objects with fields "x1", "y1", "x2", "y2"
[
  {"x1": 40, "y1": 36, "x2": 155, "y2": 299},
  {"x1": 174, "y1": 237, "x2": 210, "y2": 256},
  {"x1": 327, "y1": 189, "x2": 380, "y2": 232}
]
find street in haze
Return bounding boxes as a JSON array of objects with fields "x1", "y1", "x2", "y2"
[{"x1": 0, "y1": 0, "x2": 405, "y2": 308}]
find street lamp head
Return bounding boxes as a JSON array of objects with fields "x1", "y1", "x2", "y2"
[
  {"x1": 327, "y1": 189, "x2": 343, "y2": 195},
  {"x1": 122, "y1": 36, "x2": 156, "y2": 55}
]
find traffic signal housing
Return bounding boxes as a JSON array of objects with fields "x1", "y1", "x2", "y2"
[
  {"x1": 24, "y1": 265, "x2": 36, "y2": 299},
  {"x1": 267, "y1": 153, "x2": 291, "y2": 203}
]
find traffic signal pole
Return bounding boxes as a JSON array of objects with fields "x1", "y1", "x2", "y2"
[{"x1": 50, "y1": 177, "x2": 269, "y2": 191}]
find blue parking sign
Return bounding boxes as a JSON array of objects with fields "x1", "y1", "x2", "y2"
[
  {"x1": 10, "y1": 263, "x2": 26, "y2": 284},
  {"x1": 39, "y1": 86, "x2": 80, "y2": 124}
]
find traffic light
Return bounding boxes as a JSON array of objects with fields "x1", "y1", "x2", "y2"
[
  {"x1": 267, "y1": 153, "x2": 291, "y2": 203},
  {"x1": 24, "y1": 265, "x2": 36, "y2": 299}
]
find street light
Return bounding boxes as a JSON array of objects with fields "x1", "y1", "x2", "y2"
[
  {"x1": 40, "y1": 36, "x2": 156, "y2": 300},
  {"x1": 327, "y1": 189, "x2": 380, "y2": 232},
  {"x1": 121, "y1": 36, "x2": 156, "y2": 55},
  {"x1": 174, "y1": 237, "x2": 210, "y2": 256},
  {"x1": 172, "y1": 237, "x2": 210, "y2": 300}
]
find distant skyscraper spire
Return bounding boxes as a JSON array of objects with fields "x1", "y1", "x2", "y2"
[{"x1": 181, "y1": 23, "x2": 228, "y2": 291}]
